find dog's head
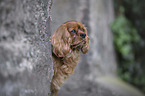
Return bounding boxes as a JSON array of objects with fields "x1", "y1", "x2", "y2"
[{"x1": 51, "y1": 21, "x2": 89, "y2": 57}]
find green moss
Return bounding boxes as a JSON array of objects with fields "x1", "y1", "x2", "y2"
[
  {"x1": 111, "y1": 14, "x2": 140, "y2": 58},
  {"x1": 111, "y1": 5, "x2": 145, "y2": 93}
]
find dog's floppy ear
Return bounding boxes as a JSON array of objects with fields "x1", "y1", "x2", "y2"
[
  {"x1": 81, "y1": 36, "x2": 89, "y2": 54},
  {"x1": 51, "y1": 24, "x2": 72, "y2": 57}
]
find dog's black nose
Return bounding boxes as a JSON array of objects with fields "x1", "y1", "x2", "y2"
[{"x1": 80, "y1": 33, "x2": 86, "y2": 38}]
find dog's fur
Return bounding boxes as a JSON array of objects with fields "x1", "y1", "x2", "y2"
[{"x1": 50, "y1": 21, "x2": 89, "y2": 96}]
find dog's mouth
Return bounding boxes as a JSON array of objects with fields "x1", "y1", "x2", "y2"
[{"x1": 70, "y1": 39, "x2": 85, "y2": 50}]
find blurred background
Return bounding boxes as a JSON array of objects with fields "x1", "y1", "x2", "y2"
[
  {"x1": 113, "y1": 0, "x2": 145, "y2": 94},
  {"x1": 0, "y1": 0, "x2": 145, "y2": 96}
]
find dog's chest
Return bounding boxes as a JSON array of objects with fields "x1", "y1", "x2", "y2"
[{"x1": 64, "y1": 50, "x2": 80, "y2": 65}]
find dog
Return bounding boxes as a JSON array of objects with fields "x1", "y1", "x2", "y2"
[{"x1": 50, "y1": 21, "x2": 89, "y2": 96}]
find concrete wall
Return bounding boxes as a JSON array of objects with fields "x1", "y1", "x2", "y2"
[{"x1": 0, "y1": 0, "x2": 53, "y2": 95}]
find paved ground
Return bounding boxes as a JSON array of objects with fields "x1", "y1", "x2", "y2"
[{"x1": 96, "y1": 76, "x2": 145, "y2": 96}]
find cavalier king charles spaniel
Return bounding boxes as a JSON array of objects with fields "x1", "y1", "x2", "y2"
[{"x1": 50, "y1": 21, "x2": 89, "y2": 96}]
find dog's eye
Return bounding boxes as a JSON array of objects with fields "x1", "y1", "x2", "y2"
[
  {"x1": 78, "y1": 26, "x2": 80, "y2": 29},
  {"x1": 71, "y1": 29, "x2": 76, "y2": 34},
  {"x1": 82, "y1": 29, "x2": 85, "y2": 32}
]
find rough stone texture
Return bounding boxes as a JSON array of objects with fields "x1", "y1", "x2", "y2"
[
  {"x1": 51, "y1": 0, "x2": 145, "y2": 96},
  {"x1": 0, "y1": 0, "x2": 53, "y2": 96}
]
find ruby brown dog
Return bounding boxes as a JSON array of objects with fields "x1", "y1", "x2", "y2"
[{"x1": 50, "y1": 21, "x2": 89, "y2": 96}]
